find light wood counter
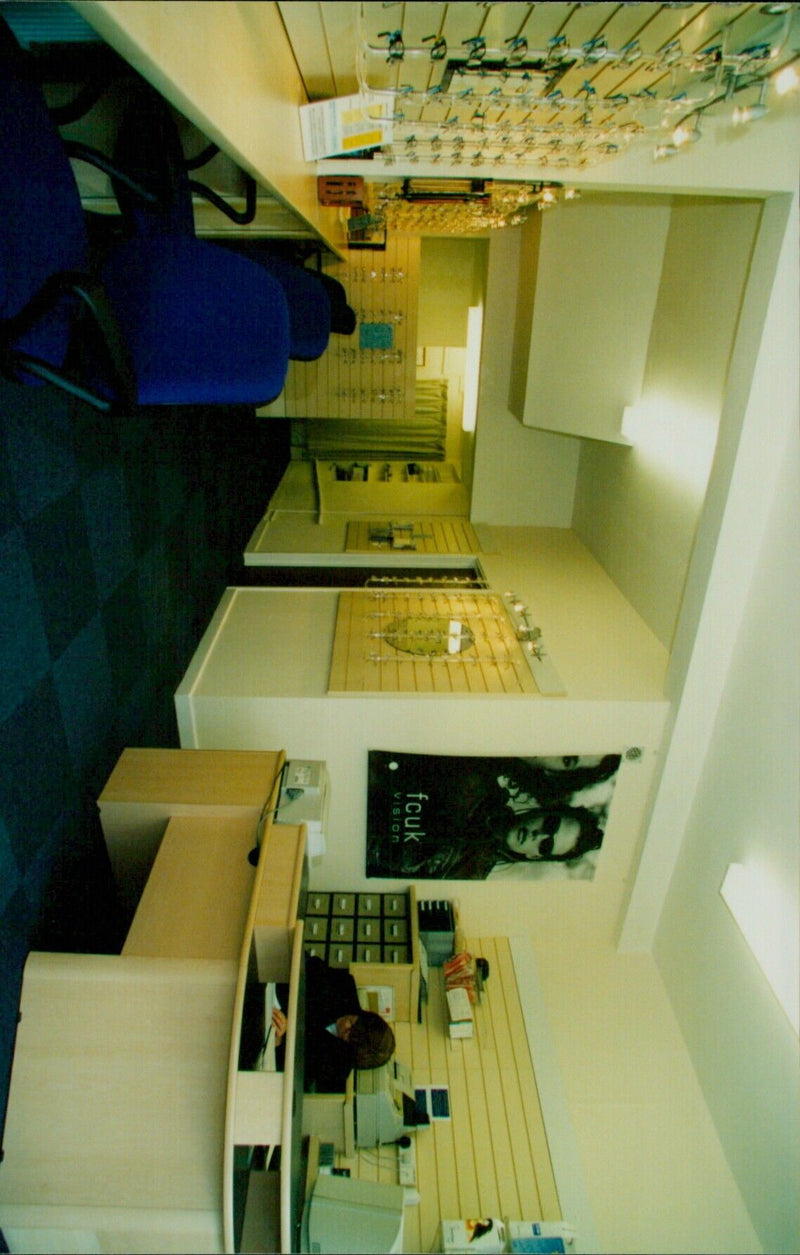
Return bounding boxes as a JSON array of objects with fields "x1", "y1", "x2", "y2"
[
  {"x1": 99, "y1": 746, "x2": 285, "y2": 923},
  {"x1": 0, "y1": 953, "x2": 237, "y2": 1253},
  {"x1": 122, "y1": 813, "x2": 257, "y2": 960},
  {"x1": 0, "y1": 748, "x2": 305, "y2": 1255}
]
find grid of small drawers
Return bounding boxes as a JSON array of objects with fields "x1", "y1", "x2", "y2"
[{"x1": 303, "y1": 891, "x2": 411, "y2": 968}]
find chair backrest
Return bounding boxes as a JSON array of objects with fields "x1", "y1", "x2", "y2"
[
  {"x1": 248, "y1": 253, "x2": 331, "y2": 361},
  {"x1": 217, "y1": 241, "x2": 332, "y2": 362},
  {"x1": 1, "y1": 31, "x2": 292, "y2": 409},
  {"x1": 0, "y1": 57, "x2": 89, "y2": 367},
  {"x1": 317, "y1": 274, "x2": 357, "y2": 335}
]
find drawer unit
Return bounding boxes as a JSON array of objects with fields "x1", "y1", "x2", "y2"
[
  {"x1": 329, "y1": 918, "x2": 355, "y2": 943},
  {"x1": 306, "y1": 893, "x2": 331, "y2": 916},
  {"x1": 331, "y1": 893, "x2": 356, "y2": 916},
  {"x1": 327, "y1": 943, "x2": 354, "y2": 968},
  {"x1": 302, "y1": 888, "x2": 420, "y2": 1021},
  {"x1": 307, "y1": 891, "x2": 412, "y2": 963}
]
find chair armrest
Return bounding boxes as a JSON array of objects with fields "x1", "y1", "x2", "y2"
[
  {"x1": 187, "y1": 173, "x2": 257, "y2": 225},
  {"x1": 184, "y1": 141, "x2": 221, "y2": 171},
  {"x1": 63, "y1": 139, "x2": 161, "y2": 207},
  {"x1": 184, "y1": 140, "x2": 258, "y2": 225},
  {"x1": 2, "y1": 270, "x2": 136, "y2": 411}
]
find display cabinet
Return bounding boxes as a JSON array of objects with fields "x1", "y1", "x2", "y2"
[
  {"x1": 304, "y1": 886, "x2": 420, "y2": 1023},
  {"x1": 315, "y1": 459, "x2": 468, "y2": 519}
]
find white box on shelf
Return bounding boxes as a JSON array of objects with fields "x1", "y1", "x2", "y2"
[
  {"x1": 446, "y1": 987, "x2": 473, "y2": 1023},
  {"x1": 448, "y1": 1019, "x2": 474, "y2": 1040},
  {"x1": 283, "y1": 760, "x2": 327, "y2": 795},
  {"x1": 509, "y1": 1221, "x2": 576, "y2": 1253},
  {"x1": 441, "y1": 1218, "x2": 507, "y2": 1254}
]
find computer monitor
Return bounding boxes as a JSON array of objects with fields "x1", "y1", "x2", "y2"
[
  {"x1": 305, "y1": 1174, "x2": 405, "y2": 1255},
  {"x1": 354, "y1": 1058, "x2": 423, "y2": 1146}
]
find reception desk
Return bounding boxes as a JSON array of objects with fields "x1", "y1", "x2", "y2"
[{"x1": 0, "y1": 749, "x2": 306, "y2": 1254}]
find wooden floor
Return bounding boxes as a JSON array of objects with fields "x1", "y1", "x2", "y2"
[{"x1": 338, "y1": 937, "x2": 561, "y2": 1254}]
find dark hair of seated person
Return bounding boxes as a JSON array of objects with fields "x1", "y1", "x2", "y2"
[{"x1": 350, "y1": 1011, "x2": 395, "y2": 1070}]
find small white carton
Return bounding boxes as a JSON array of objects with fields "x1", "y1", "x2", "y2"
[
  {"x1": 508, "y1": 1220, "x2": 576, "y2": 1253},
  {"x1": 441, "y1": 1217, "x2": 507, "y2": 1253}
]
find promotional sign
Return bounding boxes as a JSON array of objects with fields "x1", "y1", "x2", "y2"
[{"x1": 366, "y1": 751, "x2": 622, "y2": 881}]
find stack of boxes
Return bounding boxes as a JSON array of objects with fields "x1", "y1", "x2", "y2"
[{"x1": 440, "y1": 1219, "x2": 576, "y2": 1253}]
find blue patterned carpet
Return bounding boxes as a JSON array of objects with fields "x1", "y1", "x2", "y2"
[{"x1": 0, "y1": 377, "x2": 289, "y2": 1146}]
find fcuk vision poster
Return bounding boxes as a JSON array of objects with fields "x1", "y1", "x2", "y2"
[{"x1": 366, "y1": 751, "x2": 622, "y2": 881}]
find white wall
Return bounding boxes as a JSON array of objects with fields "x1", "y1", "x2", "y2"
[
  {"x1": 418, "y1": 238, "x2": 488, "y2": 346},
  {"x1": 609, "y1": 176, "x2": 800, "y2": 1255},
  {"x1": 469, "y1": 229, "x2": 581, "y2": 527},
  {"x1": 509, "y1": 197, "x2": 671, "y2": 442},
  {"x1": 528, "y1": 946, "x2": 762, "y2": 1255},
  {"x1": 620, "y1": 191, "x2": 798, "y2": 949},
  {"x1": 466, "y1": 106, "x2": 800, "y2": 535},
  {"x1": 572, "y1": 197, "x2": 762, "y2": 648},
  {"x1": 653, "y1": 417, "x2": 799, "y2": 1254},
  {"x1": 477, "y1": 528, "x2": 667, "y2": 701}
]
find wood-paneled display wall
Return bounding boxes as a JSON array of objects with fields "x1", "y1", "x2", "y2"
[
  {"x1": 345, "y1": 518, "x2": 480, "y2": 555},
  {"x1": 338, "y1": 937, "x2": 561, "y2": 1254},
  {"x1": 283, "y1": 236, "x2": 420, "y2": 420},
  {"x1": 329, "y1": 591, "x2": 539, "y2": 695}
]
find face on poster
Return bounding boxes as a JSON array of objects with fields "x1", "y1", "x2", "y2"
[{"x1": 366, "y1": 751, "x2": 623, "y2": 881}]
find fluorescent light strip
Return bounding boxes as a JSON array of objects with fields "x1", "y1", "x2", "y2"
[{"x1": 461, "y1": 304, "x2": 483, "y2": 433}]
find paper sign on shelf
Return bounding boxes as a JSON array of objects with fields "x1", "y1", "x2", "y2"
[{"x1": 299, "y1": 93, "x2": 393, "y2": 162}]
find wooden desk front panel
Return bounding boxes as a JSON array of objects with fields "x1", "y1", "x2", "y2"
[
  {"x1": 99, "y1": 748, "x2": 284, "y2": 923},
  {"x1": 0, "y1": 953, "x2": 236, "y2": 1252},
  {"x1": 100, "y1": 748, "x2": 284, "y2": 809}
]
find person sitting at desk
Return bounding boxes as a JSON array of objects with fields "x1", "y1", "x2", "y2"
[{"x1": 273, "y1": 955, "x2": 395, "y2": 1092}]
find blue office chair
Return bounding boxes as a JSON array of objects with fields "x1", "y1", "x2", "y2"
[
  {"x1": 112, "y1": 84, "x2": 333, "y2": 362},
  {"x1": 0, "y1": 34, "x2": 290, "y2": 412},
  {"x1": 316, "y1": 272, "x2": 357, "y2": 337},
  {"x1": 219, "y1": 246, "x2": 333, "y2": 362}
]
